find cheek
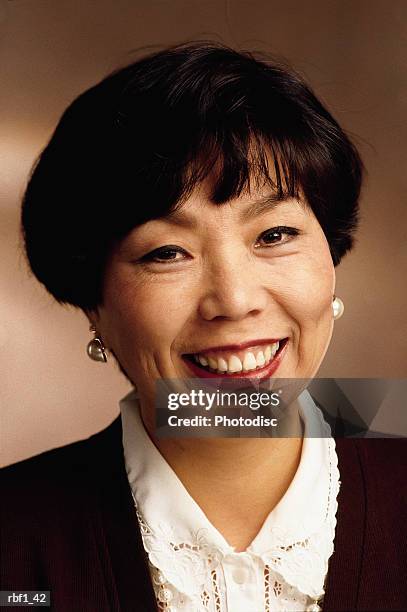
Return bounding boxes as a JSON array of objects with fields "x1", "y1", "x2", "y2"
[
  {"x1": 274, "y1": 239, "x2": 335, "y2": 376},
  {"x1": 297, "y1": 268, "x2": 333, "y2": 321},
  {"x1": 105, "y1": 275, "x2": 195, "y2": 354},
  {"x1": 277, "y1": 243, "x2": 335, "y2": 327}
]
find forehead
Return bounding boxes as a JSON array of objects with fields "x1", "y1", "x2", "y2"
[{"x1": 163, "y1": 185, "x2": 309, "y2": 230}]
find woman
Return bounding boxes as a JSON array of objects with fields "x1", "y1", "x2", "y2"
[{"x1": 2, "y1": 42, "x2": 406, "y2": 611}]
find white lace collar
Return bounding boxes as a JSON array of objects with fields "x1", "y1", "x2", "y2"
[{"x1": 120, "y1": 389, "x2": 340, "y2": 604}]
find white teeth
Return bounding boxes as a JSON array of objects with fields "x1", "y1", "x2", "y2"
[
  {"x1": 208, "y1": 357, "x2": 218, "y2": 370},
  {"x1": 264, "y1": 345, "x2": 272, "y2": 362},
  {"x1": 217, "y1": 357, "x2": 228, "y2": 372},
  {"x1": 194, "y1": 340, "x2": 283, "y2": 374},
  {"x1": 256, "y1": 351, "x2": 265, "y2": 367},
  {"x1": 228, "y1": 355, "x2": 243, "y2": 373},
  {"x1": 242, "y1": 352, "x2": 257, "y2": 371}
]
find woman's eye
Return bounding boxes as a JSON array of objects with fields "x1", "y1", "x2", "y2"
[
  {"x1": 139, "y1": 227, "x2": 300, "y2": 264},
  {"x1": 255, "y1": 226, "x2": 300, "y2": 248},
  {"x1": 141, "y1": 246, "x2": 187, "y2": 264}
]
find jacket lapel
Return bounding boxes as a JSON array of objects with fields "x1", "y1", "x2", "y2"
[
  {"x1": 323, "y1": 438, "x2": 366, "y2": 611},
  {"x1": 94, "y1": 417, "x2": 158, "y2": 612}
]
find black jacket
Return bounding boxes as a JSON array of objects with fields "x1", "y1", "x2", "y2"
[{"x1": 1, "y1": 417, "x2": 406, "y2": 611}]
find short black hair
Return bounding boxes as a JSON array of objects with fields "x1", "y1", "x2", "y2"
[{"x1": 21, "y1": 41, "x2": 363, "y2": 311}]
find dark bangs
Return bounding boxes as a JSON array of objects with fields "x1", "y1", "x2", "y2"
[{"x1": 21, "y1": 42, "x2": 363, "y2": 310}]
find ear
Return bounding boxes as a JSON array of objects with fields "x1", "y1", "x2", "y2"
[
  {"x1": 83, "y1": 308, "x2": 100, "y2": 329},
  {"x1": 332, "y1": 266, "x2": 337, "y2": 296},
  {"x1": 83, "y1": 307, "x2": 112, "y2": 351}
]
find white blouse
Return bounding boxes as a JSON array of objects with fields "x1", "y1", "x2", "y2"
[{"x1": 120, "y1": 389, "x2": 340, "y2": 612}]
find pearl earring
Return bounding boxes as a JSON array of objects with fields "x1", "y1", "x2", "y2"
[
  {"x1": 86, "y1": 324, "x2": 108, "y2": 363},
  {"x1": 332, "y1": 295, "x2": 344, "y2": 320}
]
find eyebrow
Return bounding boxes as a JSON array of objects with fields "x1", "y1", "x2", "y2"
[
  {"x1": 163, "y1": 194, "x2": 292, "y2": 228},
  {"x1": 240, "y1": 194, "x2": 291, "y2": 221}
]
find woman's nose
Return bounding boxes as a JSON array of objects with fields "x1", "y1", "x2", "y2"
[{"x1": 197, "y1": 256, "x2": 268, "y2": 322}]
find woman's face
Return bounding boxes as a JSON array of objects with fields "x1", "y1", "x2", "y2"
[{"x1": 92, "y1": 179, "x2": 336, "y2": 411}]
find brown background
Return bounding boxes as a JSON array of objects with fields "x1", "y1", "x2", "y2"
[{"x1": 1, "y1": 0, "x2": 406, "y2": 466}]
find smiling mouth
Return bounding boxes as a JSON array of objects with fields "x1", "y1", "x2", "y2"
[{"x1": 183, "y1": 338, "x2": 289, "y2": 378}]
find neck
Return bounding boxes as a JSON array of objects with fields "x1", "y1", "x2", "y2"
[{"x1": 143, "y1": 406, "x2": 304, "y2": 551}]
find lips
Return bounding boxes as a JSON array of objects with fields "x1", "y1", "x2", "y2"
[{"x1": 183, "y1": 338, "x2": 289, "y2": 380}]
